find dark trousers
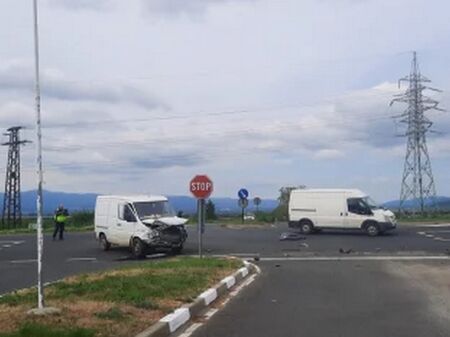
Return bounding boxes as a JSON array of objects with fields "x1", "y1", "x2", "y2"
[{"x1": 53, "y1": 222, "x2": 65, "y2": 240}]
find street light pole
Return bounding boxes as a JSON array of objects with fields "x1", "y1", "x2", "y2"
[{"x1": 32, "y1": 0, "x2": 45, "y2": 310}]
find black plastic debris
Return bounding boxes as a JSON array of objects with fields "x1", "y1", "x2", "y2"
[
  {"x1": 339, "y1": 248, "x2": 354, "y2": 254},
  {"x1": 279, "y1": 232, "x2": 306, "y2": 241}
]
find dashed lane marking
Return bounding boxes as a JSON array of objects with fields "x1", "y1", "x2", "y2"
[
  {"x1": 66, "y1": 257, "x2": 97, "y2": 262},
  {"x1": 10, "y1": 259, "x2": 37, "y2": 264},
  {"x1": 433, "y1": 237, "x2": 450, "y2": 242}
]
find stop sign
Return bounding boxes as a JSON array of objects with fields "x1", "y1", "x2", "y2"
[{"x1": 190, "y1": 175, "x2": 213, "y2": 199}]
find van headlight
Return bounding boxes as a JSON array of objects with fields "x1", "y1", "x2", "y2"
[{"x1": 148, "y1": 231, "x2": 159, "y2": 240}]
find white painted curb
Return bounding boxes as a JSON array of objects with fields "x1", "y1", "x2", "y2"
[
  {"x1": 160, "y1": 308, "x2": 190, "y2": 333},
  {"x1": 239, "y1": 267, "x2": 249, "y2": 278},
  {"x1": 221, "y1": 275, "x2": 236, "y2": 289},
  {"x1": 199, "y1": 288, "x2": 218, "y2": 306}
]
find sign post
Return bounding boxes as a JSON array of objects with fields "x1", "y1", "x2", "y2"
[
  {"x1": 238, "y1": 188, "x2": 249, "y2": 224},
  {"x1": 253, "y1": 197, "x2": 261, "y2": 213},
  {"x1": 190, "y1": 175, "x2": 213, "y2": 258},
  {"x1": 238, "y1": 198, "x2": 249, "y2": 224}
]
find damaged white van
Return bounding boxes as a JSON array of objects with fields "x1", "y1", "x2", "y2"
[
  {"x1": 288, "y1": 189, "x2": 396, "y2": 236},
  {"x1": 95, "y1": 195, "x2": 188, "y2": 258}
]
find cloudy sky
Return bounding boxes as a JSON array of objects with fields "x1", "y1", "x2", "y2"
[{"x1": 0, "y1": 0, "x2": 449, "y2": 202}]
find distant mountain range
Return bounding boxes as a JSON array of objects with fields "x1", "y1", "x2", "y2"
[
  {"x1": 382, "y1": 196, "x2": 450, "y2": 211},
  {"x1": 0, "y1": 190, "x2": 279, "y2": 215},
  {"x1": 2, "y1": 190, "x2": 448, "y2": 216}
]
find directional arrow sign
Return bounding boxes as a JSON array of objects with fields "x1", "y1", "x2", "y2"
[{"x1": 238, "y1": 188, "x2": 249, "y2": 200}]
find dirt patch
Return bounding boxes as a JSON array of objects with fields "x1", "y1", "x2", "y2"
[
  {"x1": 0, "y1": 300, "x2": 164, "y2": 337},
  {"x1": 385, "y1": 261, "x2": 450, "y2": 325}
]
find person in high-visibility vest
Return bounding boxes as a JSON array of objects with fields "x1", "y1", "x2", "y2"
[{"x1": 53, "y1": 204, "x2": 69, "y2": 240}]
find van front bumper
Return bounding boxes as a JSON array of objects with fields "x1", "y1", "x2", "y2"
[{"x1": 379, "y1": 221, "x2": 396, "y2": 232}]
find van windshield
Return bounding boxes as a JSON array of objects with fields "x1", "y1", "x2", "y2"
[
  {"x1": 133, "y1": 201, "x2": 175, "y2": 220},
  {"x1": 363, "y1": 197, "x2": 380, "y2": 210}
]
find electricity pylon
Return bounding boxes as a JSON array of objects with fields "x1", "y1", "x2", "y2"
[
  {"x1": 390, "y1": 52, "x2": 444, "y2": 214},
  {"x1": 2, "y1": 126, "x2": 31, "y2": 228}
]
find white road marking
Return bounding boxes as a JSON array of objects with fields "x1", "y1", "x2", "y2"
[
  {"x1": 178, "y1": 323, "x2": 203, "y2": 337},
  {"x1": 0, "y1": 240, "x2": 24, "y2": 249},
  {"x1": 417, "y1": 231, "x2": 426, "y2": 235},
  {"x1": 433, "y1": 237, "x2": 450, "y2": 242},
  {"x1": 10, "y1": 259, "x2": 37, "y2": 264},
  {"x1": 66, "y1": 257, "x2": 97, "y2": 262},
  {"x1": 419, "y1": 224, "x2": 450, "y2": 228},
  {"x1": 254, "y1": 256, "x2": 450, "y2": 262},
  {"x1": 177, "y1": 264, "x2": 260, "y2": 337},
  {"x1": 425, "y1": 234, "x2": 435, "y2": 238},
  {"x1": 203, "y1": 308, "x2": 219, "y2": 319}
]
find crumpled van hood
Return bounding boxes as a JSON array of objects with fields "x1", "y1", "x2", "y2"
[{"x1": 141, "y1": 216, "x2": 188, "y2": 226}]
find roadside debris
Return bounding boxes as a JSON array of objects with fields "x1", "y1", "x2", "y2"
[
  {"x1": 339, "y1": 248, "x2": 354, "y2": 254},
  {"x1": 279, "y1": 232, "x2": 306, "y2": 241}
]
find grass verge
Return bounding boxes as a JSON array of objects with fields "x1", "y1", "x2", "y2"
[{"x1": 0, "y1": 257, "x2": 242, "y2": 337}]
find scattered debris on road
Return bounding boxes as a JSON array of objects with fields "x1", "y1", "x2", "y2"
[{"x1": 279, "y1": 232, "x2": 306, "y2": 241}]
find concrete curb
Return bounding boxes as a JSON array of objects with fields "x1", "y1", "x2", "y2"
[{"x1": 135, "y1": 260, "x2": 257, "y2": 337}]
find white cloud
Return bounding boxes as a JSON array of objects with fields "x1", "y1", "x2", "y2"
[
  {"x1": 314, "y1": 149, "x2": 345, "y2": 160},
  {"x1": 142, "y1": 0, "x2": 255, "y2": 17},
  {"x1": 48, "y1": 0, "x2": 112, "y2": 11}
]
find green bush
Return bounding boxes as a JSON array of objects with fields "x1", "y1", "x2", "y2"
[{"x1": 67, "y1": 211, "x2": 94, "y2": 228}]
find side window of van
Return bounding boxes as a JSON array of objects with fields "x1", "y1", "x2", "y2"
[
  {"x1": 347, "y1": 198, "x2": 371, "y2": 215},
  {"x1": 118, "y1": 204, "x2": 136, "y2": 222}
]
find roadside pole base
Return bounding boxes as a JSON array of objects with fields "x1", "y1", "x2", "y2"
[{"x1": 27, "y1": 307, "x2": 61, "y2": 316}]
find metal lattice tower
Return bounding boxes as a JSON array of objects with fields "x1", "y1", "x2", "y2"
[
  {"x1": 2, "y1": 127, "x2": 31, "y2": 228},
  {"x1": 390, "y1": 52, "x2": 444, "y2": 214}
]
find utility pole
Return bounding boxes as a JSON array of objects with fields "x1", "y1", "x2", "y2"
[
  {"x1": 2, "y1": 127, "x2": 31, "y2": 228},
  {"x1": 33, "y1": 0, "x2": 45, "y2": 310},
  {"x1": 390, "y1": 52, "x2": 444, "y2": 214}
]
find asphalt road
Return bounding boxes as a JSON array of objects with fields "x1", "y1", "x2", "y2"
[
  {"x1": 1, "y1": 223, "x2": 449, "y2": 336},
  {"x1": 0, "y1": 223, "x2": 449, "y2": 294},
  {"x1": 190, "y1": 259, "x2": 450, "y2": 337}
]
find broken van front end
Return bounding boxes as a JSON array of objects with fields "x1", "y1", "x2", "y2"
[{"x1": 140, "y1": 217, "x2": 188, "y2": 252}]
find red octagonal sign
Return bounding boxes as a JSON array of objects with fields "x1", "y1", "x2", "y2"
[{"x1": 190, "y1": 175, "x2": 213, "y2": 199}]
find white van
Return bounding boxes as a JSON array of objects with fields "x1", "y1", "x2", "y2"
[
  {"x1": 95, "y1": 195, "x2": 188, "y2": 258},
  {"x1": 288, "y1": 189, "x2": 396, "y2": 236}
]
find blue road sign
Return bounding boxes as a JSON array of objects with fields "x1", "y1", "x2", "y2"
[{"x1": 238, "y1": 188, "x2": 249, "y2": 200}]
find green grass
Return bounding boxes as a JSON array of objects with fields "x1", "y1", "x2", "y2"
[
  {"x1": 0, "y1": 257, "x2": 241, "y2": 308},
  {"x1": 0, "y1": 212, "x2": 94, "y2": 235},
  {"x1": 94, "y1": 307, "x2": 126, "y2": 321},
  {"x1": 0, "y1": 323, "x2": 95, "y2": 337},
  {"x1": 396, "y1": 212, "x2": 450, "y2": 223}
]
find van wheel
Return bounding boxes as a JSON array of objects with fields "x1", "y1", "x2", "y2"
[
  {"x1": 365, "y1": 222, "x2": 380, "y2": 237},
  {"x1": 132, "y1": 238, "x2": 146, "y2": 259},
  {"x1": 299, "y1": 220, "x2": 314, "y2": 234},
  {"x1": 99, "y1": 233, "x2": 111, "y2": 251}
]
